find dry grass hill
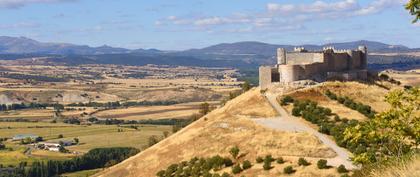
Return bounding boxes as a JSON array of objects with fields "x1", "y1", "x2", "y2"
[
  {"x1": 94, "y1": 80, "x2": 412, "y2": 177},
  {"x1": 94, "y1": 88, "x2": 342, "y2": 177}
]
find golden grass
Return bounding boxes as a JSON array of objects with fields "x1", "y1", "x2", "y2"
[
  {"x1": 319, "y1": 81, "x2": 392, "y2": 113},
  {"x1": 94, "y1": 88, "x2": 339, "y2": 177},
  {"x1": 361, "y1": 154, "x2": 420, "y2": 177},
  {"x1": 286, "y1": 85, "x2": 367, "y2": 121},
  {"x1": 93, "y1": 105, "x2": 200, "y2": 120}
]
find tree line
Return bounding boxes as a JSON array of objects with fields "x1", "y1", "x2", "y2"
[{"x1": 0, "y1": 147, "x2": 139, "y2": 177}]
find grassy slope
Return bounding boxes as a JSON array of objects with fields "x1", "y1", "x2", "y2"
[{"x1": 94, "y1": 88, "x2": 341, "y2": 177}]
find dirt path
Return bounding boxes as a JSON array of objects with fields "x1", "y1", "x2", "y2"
[{"x1": 253, "y1": 92, "x2": 358, "y2": 170}]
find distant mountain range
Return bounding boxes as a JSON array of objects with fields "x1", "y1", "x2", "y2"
[
  {"x1": 0, "y1": 36, "x2": 417, "y2": 55},
  {"x1": 0, "y1": 36, "x2": 419, "y2": 70}
]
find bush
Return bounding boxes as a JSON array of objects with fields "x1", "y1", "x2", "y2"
[
  {"x1": 263, "y1": 160, "x2": 272, "y2": 170},
  {"x1": 340, "y1": 174, "x2": 350, "y2": 177},
  {"x1": 58, "y1": 134, "x2": 64, "y2": 138},
  {"x1": 256, "y1": 156, "x2": 264, "y2": 163},
  {"x1": 265, "y1": 155, "x2": 275, "y2": 162},
  {"x1": 276, "y1": 157, "x2": 285, "y2": 164},
  {"x1": 229, "y1": 146, "x2": 240, "y2": 159},
  {"x1": 298, "y1": 158, "x2": 310, "y2": 166},
  {"x1": 292, "y1": 107, "x2": 301, "y2": 116},
  {"x1": 337, "y1": 164, "x2": 348, "y2": 173},
  {"x1": 224, "y1": 158, "x2": 233, "y2": 167},
  {"x1": 317, "y1": 159, "x2": 328, "y2": 169},
  {"x1": 280, "y1": 96, "x2": 294, "y2": 105},
  {"x1": 283, "y1": 166, "x2": 295, "y2": 174},
  {"x1": 242, "y1": 160, "x2": 252, "y2": 169},
  {"x1": 221, "y1": 172, "x2": 231, "y2": 177},
  {"x1": 231, "y1": 164, "x2": 242, "y2": 174}
]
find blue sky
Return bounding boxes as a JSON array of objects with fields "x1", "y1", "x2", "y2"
[{"x1": 0, "y1": 0, "x2": 418, "y2": 50}]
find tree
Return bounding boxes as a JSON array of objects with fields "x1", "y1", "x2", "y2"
[
  {"x1": 337, "y1": 165, "x2": 348, "y2": 173},
  {"x1": 344, "y1": 88, "x2": 420, "y2": 164},
  {"x1": 73, "y1": 138, "x2": 79, "y2": 144},
  {"x1": 231, "y1": 164, "x2": 242, "y2": 174},
  {"x1": 148, "y1": 135, "x2": 160, "y2": 147},
  {"x1": 298, "y1": 157, "x2": 310, "y2": 166},
  {"x1": 317, "y1": 159, "x2": 328, "y2": 169},
  {"x1": 229, "y1": 146, "x2": 240, "y2": 159},
  {"x1": 406, "y1": 0, "x2": 420, "y2": 23},
  {"x1": 199, "y1": 102, "x2": 210, "y2": 115},
  {"x1": 283, "y1": 166, "x2": 295, "y2": 174},
  {"x1": 242, "y1": 160, "x2": 252, "y2": 169},
  {"x1": 241, "y1": 81, "x2": 251, "y2": 92}
]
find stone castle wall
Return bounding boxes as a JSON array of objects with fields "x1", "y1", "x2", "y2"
[
  {"x1": 259, "y1": 46, "x2": 368, "y2": 89},
  {"x1": 286, "y1": 53, "x2": 324, "y2": 65}
]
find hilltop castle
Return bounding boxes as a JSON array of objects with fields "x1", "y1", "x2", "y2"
[{"x1": 259, "y1": 46, "x2": 368, "y2": 89}]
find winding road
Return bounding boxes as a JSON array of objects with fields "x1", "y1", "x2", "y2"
[{"x1": 253, "y1": 92, "x2": 358, "y2": 170}]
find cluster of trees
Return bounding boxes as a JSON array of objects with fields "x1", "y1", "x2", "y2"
[
  {"x1": 343, "y1": 87, "x2": 420, "y2": 164},
  {"x1": 157, "y1": 146, "x2": 350, "y2": 177},
  {"x1": 0, "y1": 73, "x2": 68, "y2": 82},
  {"x1": 325, "y1": 90, "x2": 376, "y2": 118},
  {"x1": 378, "y1": 73, "x2": 401, "y2": 85},
  {"x1": 0, "y1": 103, "x2": 47, "y2": 112},
  {"x1": 292, "y1": 87, "x2": 420, "y2": 165},
  {"x1": 156, "y1": 155, "x2": 234, "y2": 177},
  {"x1": 67, "y1": 100, "x2": 179, "y2": 108},
  {"x1": 1, "y1": 147, "x2": 139, "y2": 177}
]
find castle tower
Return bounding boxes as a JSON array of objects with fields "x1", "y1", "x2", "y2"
[
  {"x1": 277, "y1": 48, "x2": 286, "y2": 65},
  {"x1": 358, "y1": 46, "x2": 367, "y2": 69}
]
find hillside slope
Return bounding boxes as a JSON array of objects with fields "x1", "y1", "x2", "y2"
[{"x1": 94, "y1": 88, "x2": 339, "y2": 177}]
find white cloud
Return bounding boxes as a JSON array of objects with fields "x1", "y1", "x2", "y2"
[
  {"x1": 0, "y1": 0, "x2": 76, "y2": 9},
  {"x1": 354, "y1": 0, "x2": 406, "y2": 15},
  {"x1": 155, "y1": 0, "x2": 406, "y2": 33}
]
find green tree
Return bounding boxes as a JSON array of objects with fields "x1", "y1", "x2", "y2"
[
  {"x1": 241, "y1": 81, "x2": 251, "y2": 92},
  {"x1": 199, "y1": 102, "x2": 210, "y2": 115},
  {"x1": 229, "y1": 146, "x2": 240, "y2": 159},
  {"x1": 242, "y1": 160, "x2": 252, "y2": 169},
  {"x1": 344, "y1": 87, "x2": 420, "y2": 164},
  {"x1": 406, "y1": 0, "x2": 420, "y2": 22}
]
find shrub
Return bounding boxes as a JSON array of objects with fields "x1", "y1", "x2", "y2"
[
  {"x1": 280, "y1": 96, "x2": 294, "y2": 105},
  {"x1": 317, "y1": 159, "x2": 328, "y2": 169},
  {"x1": 221, "y1": 172, "x2": 231, "y2": 177},
  {"x1": 256, "y1": 156, "x2": 264, "y2": 163},
  {"x1": 276, "y1": 157, "x2": 285, "y2": 164},
  {"x1": 292, "y1": 107, "x2": 301, "y2": 116},
  {"x1": 263, "y1": 160, "x2": 272, "y2": 170},
  {"x1": 283, "y1": 166, "x2": 295, "y2": 174},
  {"x1": 156, "y1": 170, "x2": 165, "y2": 177},
  {"x1": 58, "y1": 134, "x2": 64, "y2": 138},
  {"x1": 224, "y1": 158, "x2": 233, "y2": 167},
  {"x1": 340, "y1": 174, "x2": 350, "y2": 177},
  {"x1": 337, "y1": 164, "x2": 348, "y2": 173},
  {"x1": 242, "y1": 160, "x2": 252, "y2": 169},
  {"x1": 229, "y1": 146, "x2": 240, "y2": 159},
  {"x1": 231, "y1": 164, "x2": 242, "y2": 174},
  {"x1": 265, "y1": 155, "x2": 275, "y2": 162},
  {"x1": 298, "y1": 158, "x2": 310, "y2": 166}
]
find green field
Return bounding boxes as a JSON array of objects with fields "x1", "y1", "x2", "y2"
[{"x1": 0, "y1": 122, "x2": 172, "y2": 166}]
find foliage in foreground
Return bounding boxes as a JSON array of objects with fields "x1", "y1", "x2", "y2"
[{"x1": 292, "y1": 87, "x2": 420, "y2": 164}]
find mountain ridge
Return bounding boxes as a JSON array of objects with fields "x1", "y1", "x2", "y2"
[{"x1": 0, "y1": 36, "x2": 417, "y2": 55}]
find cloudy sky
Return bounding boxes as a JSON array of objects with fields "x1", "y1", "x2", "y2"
[{"x1": 0, "y1": 0, "x2": 417, "y2": 50}]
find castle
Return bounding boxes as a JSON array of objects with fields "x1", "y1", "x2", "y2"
[{"x1": 259, "y1": 46, "x2": 368, "y2": 89}]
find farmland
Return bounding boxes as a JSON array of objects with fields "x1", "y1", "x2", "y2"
[{"x1": 0, "y1": 64, "x2": 242, "y2": 173}]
